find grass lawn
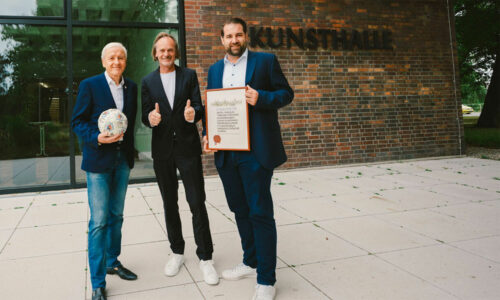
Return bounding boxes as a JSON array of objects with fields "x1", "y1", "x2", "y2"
[
  {"x1": 462, "y1": 113, "x2": 500, "y2": 148},
  {"x1": 464, "y1": 127, "x2": 500, "y2": 148},
  {"x1": 463, "y1": 115, "x2": 479, "y2": 126}
]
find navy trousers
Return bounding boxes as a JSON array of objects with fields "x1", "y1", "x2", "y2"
[{"x1": 217, "y1": 151, "x2": 277, "y2": 285}]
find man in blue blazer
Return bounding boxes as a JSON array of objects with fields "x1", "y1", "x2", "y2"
[
  {"x1": 71, "y1": 42, "x2": 138, "y2": 300},
  {"x1": 204, "y1": 18, "x2": 293, "y2": 300}
]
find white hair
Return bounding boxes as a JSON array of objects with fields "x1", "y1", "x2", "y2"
[{"x1": 101, "y1": 42, "x2": 128, "y2": 59}]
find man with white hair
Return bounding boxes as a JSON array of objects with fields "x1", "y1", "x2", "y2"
[{"x1": 71, "y1": 42, "x2": 138, "y2": 300}]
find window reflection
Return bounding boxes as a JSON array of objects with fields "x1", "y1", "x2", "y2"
[
  {"x1": 0, "y1": 24, "x2": 69, "y2": 188},
  {"x1": 72, "y1": 0, "x2": 178, "y2": 23}
]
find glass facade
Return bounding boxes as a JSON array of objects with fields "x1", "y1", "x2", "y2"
[
  {"x1": 0, "y1": 0, "x2": 64, "y2": 17},
  {"x1": 0, "y1": 24, "x2": 69, "y2": 188},
  {"x1": 72, "y1": 0, "x2": 178, "y2": 23},
  {"x1": 0, "y1": 0, "x2": 184, "y2": 193}
]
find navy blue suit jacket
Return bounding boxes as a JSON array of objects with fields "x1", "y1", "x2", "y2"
[
  {"x1": 71, "y1": 73, "x2": 137, "y2": 173},
  {"x1": 206, "y1": 50, "x2": 294, "y2": 170}
]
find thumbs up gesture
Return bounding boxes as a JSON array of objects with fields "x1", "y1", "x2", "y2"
[
  {"x1": 148, "y1": 102, "x2": 162, "y2": 127},
  {"x1": 184, "y1": 99, "x2": 195, "y2": 122}
]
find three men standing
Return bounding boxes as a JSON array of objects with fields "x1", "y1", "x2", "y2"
[
  {"x1": 72, "y1": 16, "x2": 292, "y2": 300},
  {"x1": 205, "y1": 18, "x2": 294, "y2": 300},
  {"x1": 71, "y1": 42, "x2": 138, "y2": 300},
  {"x1": 141, "y1": 32, "x2": 219, "y2": 285}
]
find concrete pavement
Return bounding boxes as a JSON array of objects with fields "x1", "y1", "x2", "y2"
[{"x1": 0, "y1": 156, "x2": 499, "y2": 299}]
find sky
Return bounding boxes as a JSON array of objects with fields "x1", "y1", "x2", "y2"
[{"x1": 1, "y1": 0, "x2": 37, "y2": 17}]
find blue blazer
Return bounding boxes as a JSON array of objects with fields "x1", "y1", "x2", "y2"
[
  {"x1": 71, "y1": 73, "x2": 137, "y2": 173},
  {"x1": 207, "y1": 50, "x2": 294, "y2": 170}
]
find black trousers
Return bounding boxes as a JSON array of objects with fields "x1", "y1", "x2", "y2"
[{"x1": 153, "y1": 154, "x2": 213, "y2": 260}]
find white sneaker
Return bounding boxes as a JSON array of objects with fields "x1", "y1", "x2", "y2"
[
  {"x1": 221, "y1": 262, "x2": 255, "y2": 281},
  {"x1": 252, "y1": 284, "x2": 276, "y2": 300},
  {"x1": 199, "y1": 260, "x2": 219, "y2": 285},
  {"x1": 164, "y1": 254, "x2": 184, "y2": 276}
]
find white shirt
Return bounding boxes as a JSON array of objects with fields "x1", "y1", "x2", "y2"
[
  {"x1": 222, "y1": 48, "x2": 248, "y2": 88},
  {"x1": 160, "y1": 71, "x2": 176, "y2": 109},
  {"x1": 104, "y1": 72, "x2": 124, "y2": 111}
]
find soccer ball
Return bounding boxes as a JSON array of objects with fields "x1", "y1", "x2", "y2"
[{"x1": 98, "y1": 109, "x2": 128, "y2": 136}]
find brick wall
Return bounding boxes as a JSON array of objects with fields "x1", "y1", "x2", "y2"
[{"x1": 184, "y1": 0, "x2": 464, "y2": 175}]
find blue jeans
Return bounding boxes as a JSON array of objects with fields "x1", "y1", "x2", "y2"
[
  {"x1": 217, "y1": 151, "x2": 276, "y2": 285},
  {"x1": 86, "y1": 152, "x2": 130, "y2": 290}
]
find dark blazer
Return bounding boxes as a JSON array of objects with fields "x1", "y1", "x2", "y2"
[
  {"x1": 141, "y1": 66, "x2": 203, "y2": 159},
  {"x1": 206, "y1": 50, "x2": 294, "y2": 170},
  {"x1": 71, "y1": 73, "x2": 138, "y2": 173}
]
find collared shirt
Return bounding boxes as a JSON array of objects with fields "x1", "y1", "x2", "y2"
[
  {"x1": 160, "y1": 70, "x2": 176, "y2": 109},
  {"x1": 222, "y1": 48, "x2": 248, "y2": 88},
  {"x1": 104, "y1": 72, "x2": 125, "y2": 111}
]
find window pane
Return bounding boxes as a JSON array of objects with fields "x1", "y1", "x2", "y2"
[
  {"x1": 0, "y1": 25, "x2": 69, "y2": 189},
  {"x1": 72, "y1": 0, "x2": 178, "y2": 23},
  {"x1": 0, "y1": 0, "x2": 64, "y2": 17},
  {"x1": 72, "y1": 27, "x2": 179, "y2": 183}
]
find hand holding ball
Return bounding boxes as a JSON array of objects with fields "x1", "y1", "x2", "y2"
[
  {"x1": 97, "y1": 109, "x2": 128, "y2": 144},
  {"x1": 98, "y1": 109, "x2": 128, "y2": 135}
]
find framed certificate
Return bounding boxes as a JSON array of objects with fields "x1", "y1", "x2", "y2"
[{"x1": 205, "y1": 87, "x2": 250, "y2": 151}]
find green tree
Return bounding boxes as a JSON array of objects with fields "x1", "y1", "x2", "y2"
[{"x1": 455, "y1": 0, "x2": 500, "y2": 127}]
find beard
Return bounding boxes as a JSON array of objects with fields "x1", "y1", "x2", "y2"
[{"x1": 226, "y1": 42, "x2": 247, "y2": 57}]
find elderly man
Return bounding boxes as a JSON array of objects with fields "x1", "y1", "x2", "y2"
[
  {"x1": 71, "y1": 42, "x2": 138, "y2": 300},
  {"x1": 141, "y1": 32, "x2": 218, "y2": 285}
]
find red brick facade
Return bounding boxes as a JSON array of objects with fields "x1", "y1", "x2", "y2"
[{"x1": 184, "y1": 0, "x2": 464, "y2": 175}]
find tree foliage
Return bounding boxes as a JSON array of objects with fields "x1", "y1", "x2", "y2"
[
  {"x1": 455, "y1": 0, "x2": 500, "y2": 127},
  {"x1": 455, "y1": 1, "x2": 497, "y2": 81}
]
